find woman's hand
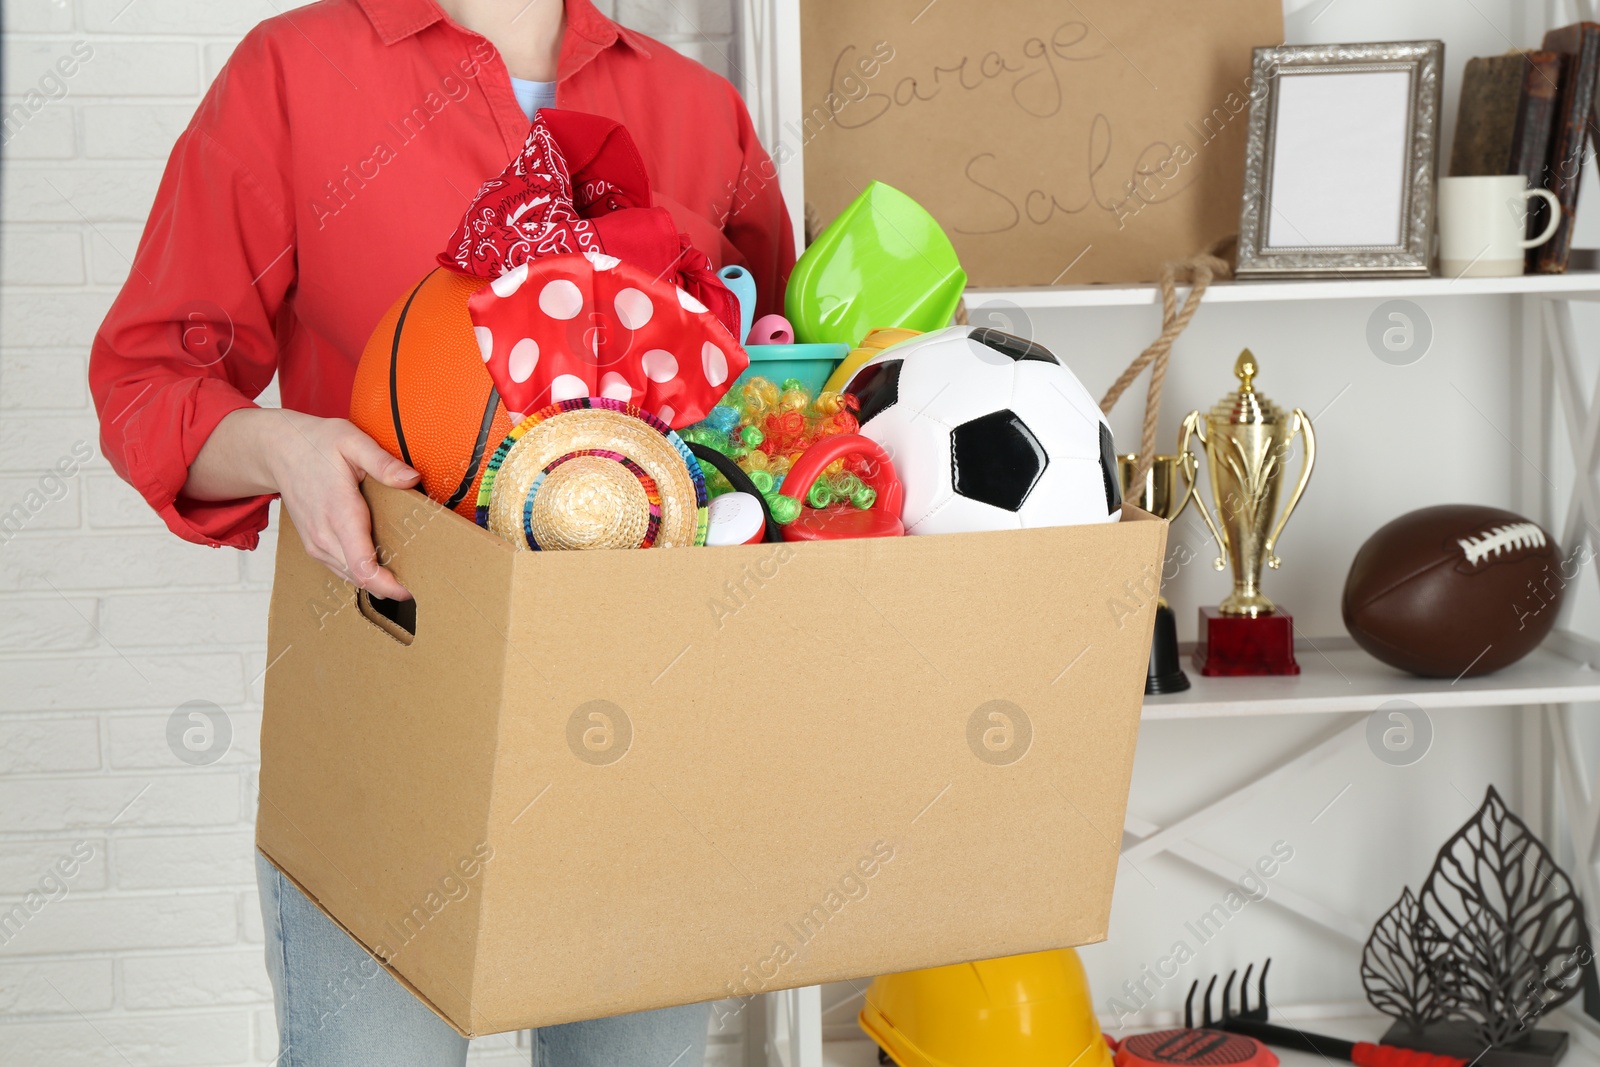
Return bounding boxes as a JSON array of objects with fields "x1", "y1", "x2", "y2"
[{"x1": 185, "y1": 408, "x2": 421, "y2": 600}]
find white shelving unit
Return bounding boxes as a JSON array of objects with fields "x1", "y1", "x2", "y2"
[
  {"x1": 749, "y1": 229, "x2": 1600, "y2": 1067},
  {"x1": 736, "y1": 2, "x2": 1600, "y2": 1066},
  {"x1": 763, "y1": 1007, "x2": 1600, "y2": 1067},
  {"x1": 739, "y1": 265, "x2": 1600, "y2": 1067},
  {"x1": 794, "y1": 1009, "x2": 1600, "y2": 1067},
  {"x1": 748, "y1": 262, "x2": 1600, "y2": 1067},
  {"x1": 1143, "y1": 631, "x2": 1600, "y2": 721},
  {"x1": 967, "y1": 270, "x2": 1600, "y2": 309}
]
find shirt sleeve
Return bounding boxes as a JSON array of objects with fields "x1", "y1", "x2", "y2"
[
  {"x1": 90, "y1": 42, "x2": 295, "y2": 550},
  {"x1": 720, "y1": 84, "x2": 797, "y2": 319}
]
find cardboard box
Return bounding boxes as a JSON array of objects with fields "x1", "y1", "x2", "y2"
[
  {"x1": 259, "y1": 483, "x2": 1166, "y2": 1037},
  {"x1": 799, "y1": 0, "x2": 1282, "y2": 287}
]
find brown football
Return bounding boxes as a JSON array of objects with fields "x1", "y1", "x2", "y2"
[{"x1": 1342, "y1": 504, "x2": 1564, "y2": 678}]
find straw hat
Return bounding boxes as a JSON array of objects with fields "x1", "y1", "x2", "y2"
[{"x1": 477, "y1": 397, "x2": 708, "y2": 550}]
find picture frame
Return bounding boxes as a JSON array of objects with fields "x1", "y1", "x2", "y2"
[{"x1": 1235, "y1": 40, "x2": 1444, "y2": 278}]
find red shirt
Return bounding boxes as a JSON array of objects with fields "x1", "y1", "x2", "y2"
[{"x1": 90, "y1": 0, "x2": 794, "y2": 550}]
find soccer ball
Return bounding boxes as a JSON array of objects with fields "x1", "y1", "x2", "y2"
[{"x1": 842, "y1": 326, "x2": 1121, "y2": 535}]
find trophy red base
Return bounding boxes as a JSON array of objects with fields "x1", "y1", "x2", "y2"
[{"x1": 1194, "y1": 606, "x2": 1300, "y2": 676}]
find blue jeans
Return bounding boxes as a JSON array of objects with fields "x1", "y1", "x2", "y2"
[{"x1": 257, "y1": 852, "x2": 712, "y2": 1067}]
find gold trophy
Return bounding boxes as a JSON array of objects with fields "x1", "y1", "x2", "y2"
[
  {"x1": 1178, "y1": 350, "x2": 1315, "y2": 675},
  {"x1": 1119, "y1": 451, "x2": 1197, "y2": 694}
]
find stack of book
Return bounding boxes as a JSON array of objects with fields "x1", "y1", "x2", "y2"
[{"x1": 1452, "y1": 24, "x2": 1600, "y2": 273}]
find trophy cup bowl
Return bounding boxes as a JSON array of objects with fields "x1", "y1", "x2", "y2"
[
  {"x1": 1118, "y1": 453, "x2": 1195, "y2": 694},
  {"x1": 1179, "y1": 350, "x2": 1315, "y2": 676}
]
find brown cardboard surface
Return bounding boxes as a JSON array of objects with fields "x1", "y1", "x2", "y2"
[
  {"x1": 260, "y1": 484, "x2": 1166, "y2": 1036},
  {"x1": 799, "y1": 0, "x2": 1283, "y2": 286}
]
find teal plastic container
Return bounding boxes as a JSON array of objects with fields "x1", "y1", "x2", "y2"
[{"x1": 733, "y1": 342, "x2": 849, "y2": 395}]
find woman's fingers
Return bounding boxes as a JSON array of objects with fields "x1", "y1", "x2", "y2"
[
  {"x1": 328, "y1": 500, "x2": 411, "y2": 602},
  {"x1": 329, "y1": 428, "x2": 415, "y2": 600},
  {"x1": 342, "y1": 429, "x2": 420, "y2": 489},
  {"x1": 307, "y1": 522, "x2": 409, "y2": 602},
  {"x1": 267, "y1": 415, "x2": 417, "y2": 601}
]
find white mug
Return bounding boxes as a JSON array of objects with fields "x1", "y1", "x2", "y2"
[{"x1": 1437, "y1": 175, "x2": 1560, "y2": 278}]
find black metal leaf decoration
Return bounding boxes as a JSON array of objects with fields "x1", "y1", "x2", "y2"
[
  {"x1": 1362, "y1": 886, "x2": 1450, "y2": 1030},
  {"x1": 1417, "y1": 786, "x2": 1586, "y2": 1047}
]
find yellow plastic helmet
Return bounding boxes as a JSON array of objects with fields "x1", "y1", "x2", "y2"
[{"x1": 859, "y1": 949, "x2": 1114, "y2": 1067}]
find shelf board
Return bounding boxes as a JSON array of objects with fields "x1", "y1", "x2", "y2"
[
  {"x1": 966, "y1": 270, "x2": 1600, "y2": 309},
  {"x1": 1141, "y1": 631, "x2": 1600, "y2": 720},
  {"x1": 812, "y1": 1011, "x2": 1600, "y2": 1067}
]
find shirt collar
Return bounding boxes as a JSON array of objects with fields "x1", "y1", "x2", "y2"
[
  {"x1": 561, "y1": 0, "x2": 652, "y2": 77},
  {"x1": 354, "y1": 0, "x2": 444, "y2": 45},
  {"x1": 355, "y1": 0, "x2": 649, "y2": 65}
]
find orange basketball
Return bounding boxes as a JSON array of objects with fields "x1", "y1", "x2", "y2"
[{"x1": 350, "y1": 268, "x2": 513, "y2": 519}]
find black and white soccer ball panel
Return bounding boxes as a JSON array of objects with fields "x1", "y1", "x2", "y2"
[{"x1": 843, "y1": 326, "x2": 1122, "y2": 536}]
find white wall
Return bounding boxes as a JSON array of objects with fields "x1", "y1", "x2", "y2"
[{"x1": 0, "y1": 2, "x2": 738, "y2": 1064}]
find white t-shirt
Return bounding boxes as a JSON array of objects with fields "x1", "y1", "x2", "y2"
[{"x1": 510, "y1": 77, "x2": 557, "y2": 122}]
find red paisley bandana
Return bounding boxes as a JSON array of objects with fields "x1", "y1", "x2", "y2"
[{"x1": 439, "y1": 118, "x2": 603, "y2": 269}]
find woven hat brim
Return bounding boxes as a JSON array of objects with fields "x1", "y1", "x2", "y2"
[{"x1": 480, "y1": 399, "x2": 707, "y2": 549}]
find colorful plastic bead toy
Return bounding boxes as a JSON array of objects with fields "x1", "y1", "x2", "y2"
[{"x1": 684, "y1": 376, "x2": 871, "y2": 525}]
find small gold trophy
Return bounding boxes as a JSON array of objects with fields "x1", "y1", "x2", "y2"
[
  {"x1": 1178, "y1": 350, "x2": 1315, "y2": 675},
  {"x1": 1118, "y1": 451, "x2": 1197, "y2": 694}
]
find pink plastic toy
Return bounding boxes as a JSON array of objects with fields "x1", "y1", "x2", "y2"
[{"x1": 748, "y1": 314, "x2": 796, "y2": 346}]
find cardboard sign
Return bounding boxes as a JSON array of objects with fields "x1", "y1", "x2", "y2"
[
  {"x1": 259, "y1": 484, "x2": 1165, "y2": 1035},
  {"x1": 799, "y1": 0, "x2": 1283, "y2": 287}
]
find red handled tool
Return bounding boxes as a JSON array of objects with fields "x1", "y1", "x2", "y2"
[{"x1": 1193, "y1": 961, "x2": 1466, "y2": 1067}]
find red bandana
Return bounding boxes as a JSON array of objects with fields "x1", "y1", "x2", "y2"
[
  {"x1": 440, "y1": 118, "x2": 603, "y2": 268},
  {"x1": 438, "y1": 109, "x2": 740, "y2": 339}
]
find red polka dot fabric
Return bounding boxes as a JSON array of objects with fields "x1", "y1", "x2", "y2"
[{"x1": 468, "y1": 251, "x2": 748, "y2": 430}]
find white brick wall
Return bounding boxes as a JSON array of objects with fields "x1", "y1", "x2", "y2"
[{"x1": 0, "y1": 1, "x2": 740, "y2": 1063}]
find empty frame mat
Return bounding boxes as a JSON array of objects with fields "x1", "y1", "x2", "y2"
[{"x1": 1266, "y1": 68, "x2": 1412, "y2": 249}]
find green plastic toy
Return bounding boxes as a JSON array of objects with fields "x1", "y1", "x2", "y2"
[{"x1": 785, "y1": 181, "x2": 966, "y2": 348}]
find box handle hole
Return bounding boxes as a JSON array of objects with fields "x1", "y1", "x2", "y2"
[{"x1": 358, "y1": 591, "x2": 417, "y2": 646}]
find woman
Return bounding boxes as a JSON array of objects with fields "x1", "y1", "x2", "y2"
[{"x1": 89, "y1": 0, "x2": 794, "y2": 1063}]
